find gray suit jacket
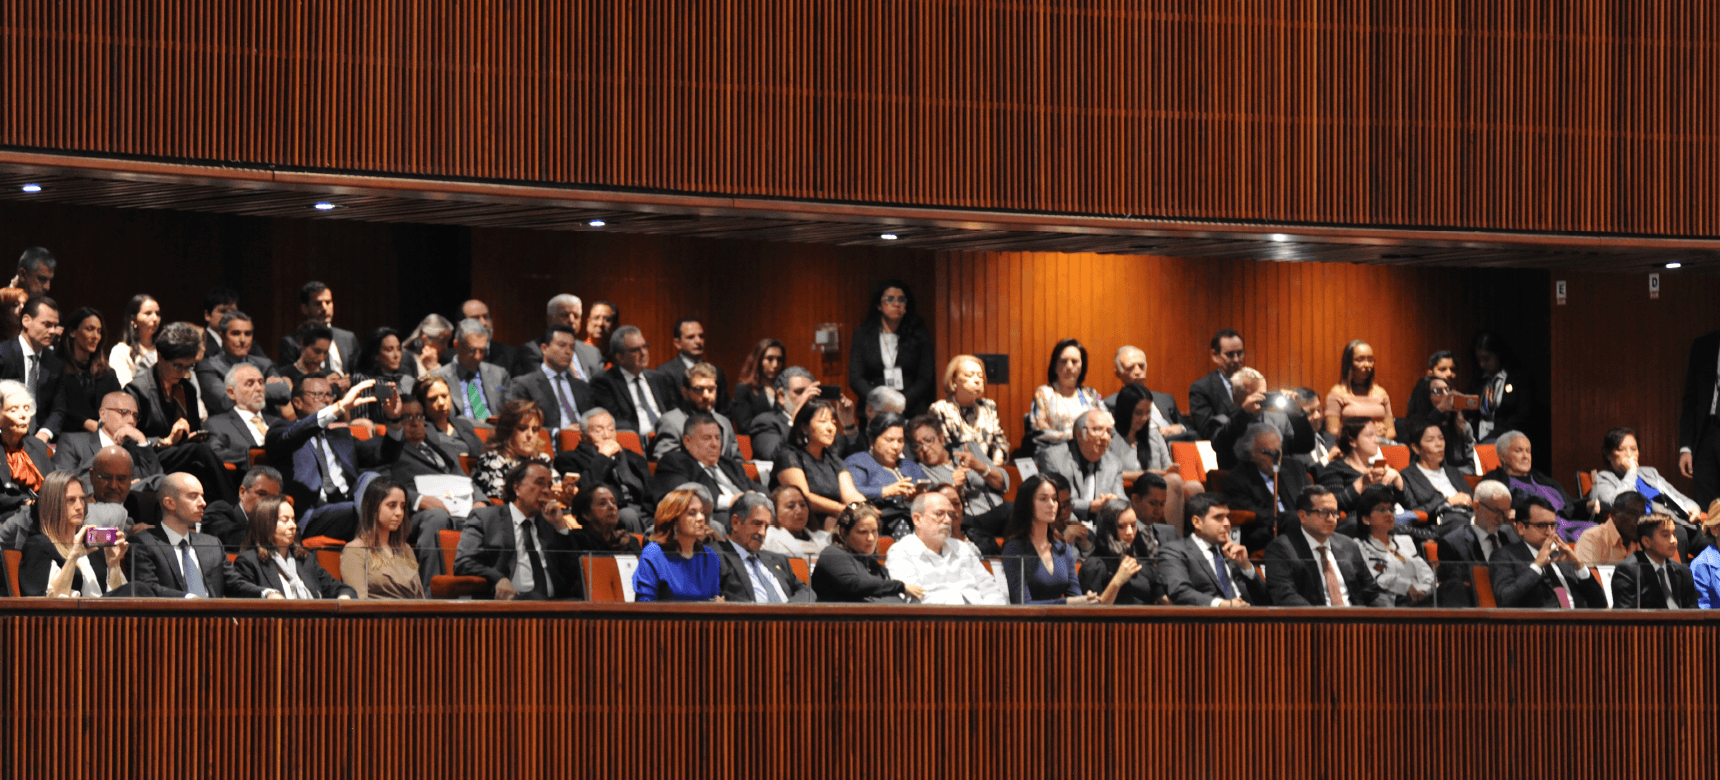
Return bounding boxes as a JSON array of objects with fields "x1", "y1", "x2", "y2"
[
  {"x1": 1590, "y1": 466, "x2": 1700, "y2": 518},
  {"x1": 650, "y1": 408, "x2": 740, "y2": 462},
  {"x1": 1158, "y1": 536, "x2": 1267, "y2": 605},
  {"x1": 1034, "y1": 439, "x2": 1126, "y2": 519},
  {"x1": 433, "y1": 361, "x2": 510, "y2": 422}
]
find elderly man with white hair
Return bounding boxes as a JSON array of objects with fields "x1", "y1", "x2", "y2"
[
  {"x1": 1103, "y1": 345, "x2": 1190, "y2": 441},
  {"x1": 1433, "y1": 479, "x2": 1521, "y2": 607},
  {"x1": 885, "y1": 490, "x2": 1007, "y2": 605},
  {"x1": 1210, "y1": 366, "x2": 1316, "y2": 471},
  {"x1": 1034, "y1": 408, "x2": 1127, "y2": 522},
  {"x1": 510, "y1": 294, "x2": 604, "y2": 380}
]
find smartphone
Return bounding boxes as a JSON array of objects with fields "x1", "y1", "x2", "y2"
[
  {"x1": 1454, "y1": 394, "x2": 1481, "y2": 410},
  {"x1": 85, "y1": 527, "x2": 121, "y2": 546},
  {"x1": 184, "y1": 429, "x2": 211, "y2": 443},
  {"x1": 376, "y1": 381, "x2": 398, "y2": 404},
  {"x1": 817, "y1": 384, "x2": 841, "y2": 401}
]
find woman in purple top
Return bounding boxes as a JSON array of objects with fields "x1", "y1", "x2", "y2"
[
  {"x1": 1480, "y1": 430, "x2": 1596, "y2": 543},
  {"x1": 632, "y1": 488, "x2": 722, "y2": 602},
  {"x1": 999, "y1": 474, "x2": 1099, "y2": 605}
]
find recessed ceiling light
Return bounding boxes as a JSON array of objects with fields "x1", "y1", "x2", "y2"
[
  {"x1": 880, "y1": 233, "x2": 900, "y2": 241},
  {"x1": 1666, "y1": 262, "x2": 1683, "y2": 269},
  {"x1": 20, "y1": 184, "x2": 42, "y2": 193},
  {"x1": 313, "y1": 202, "x2": 338, "y2": 211},
  {"x1": 588, "y1": 219, "x2": 606, "y2": 227},
  {"x1": 1267, "y1": 233, "x2": 1291, "y2": 243}
]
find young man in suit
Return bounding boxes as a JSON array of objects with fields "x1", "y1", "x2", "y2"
[
  {"x1": 1188, "y1": 329, "x2": 1246, "y2": 440},
  {"x1": 1127, "y1": 473, "x2": 1185, "y2": 550},
  {"x1": 593, "y1": 325, "x2": 677, "y2": 435},
  {"x1": 1611, "y1": 514, "x2": 1700, "y2": 609},
  {"x1": 1489, "y1": 494, "x2": 1607, "y2": 609},
  {"x1": 650, "y1": 363, "x2": 740, "y2": 462},
  {"x1": 205, "y1": 363, "x2": 278, "y2": 467},
  {"x1": 1220, "y1": 424, "x2": 1309, "y2": 550},
  {"x1": 1434, "y1": 479, "x2": 1519, "y2": 607},
  {"x1": 884, "y1": 490, "x2": 1004, "y2": 605},
  {"x1": 1264, "y1": 485, "x2": 1387, "y2": 607},
  {"x1": 504, "y1": 325, "x2": 595, "y2": 436},
  {"x1": 1159, "y1": 493, "x2": 1265, "y2": 606},
  {"x1": 196, "y1": 310, "x2": 285, "y2": 417},
  {"x1": 656, "y1": 318, "x2": 731, "y2": 414},
  {"x1": 127, "y1": 472, "x2": 281, "y2": 599},
  {"x1": 51, "y1": 392, "x2": 165, "y2": 493},
  {"x1": 553, "y1": 408, "x2": 653, "y2": 535},
  {"x1": 454, "y1": 461, "x2": 581, "y2": 600},
  {"x1": 718, "y1": 492, "x2": 816, "y2": 603},
  {"x1": 276, "y1": 281, "x2": 360, "y2": 377},
  {"x1": 653, "y1": 414, "x2": 763, "y2": 532},
  {"x1": 1034, "y1": 409, "x2": 1126, "y2": 522},
  {"x1": 431, "y1": 319, "x2": 510, "y2": 425},
  {"x1": 0, "y1": 295, "x2": 63, "y2": 440}
]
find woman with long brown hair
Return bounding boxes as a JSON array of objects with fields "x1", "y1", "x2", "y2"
[
  {"x1": 55, "y1": 307, "x2": 120, "y2": 434},
  {"x1": 730, "y1": 337, "x2": 786, "y2": 430},
  {"x1": 339, "y1": 476, "x2": 422, "y2": 599},
  {"x1": 19, "y1": 472, "x2": 129, "y2": 597},
  {"x1": 234, "y1": 496, "x2": 354, "y2": 599}
]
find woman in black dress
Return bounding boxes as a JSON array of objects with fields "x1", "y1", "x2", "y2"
[
  {"x1": 772, "y1": 399, "x2": 866, "y2": 529},
  {"x1": 848, "y1": 279, "x2": 936, "y2": 418},
  {"x1": 54, "y1": 307, "x2": 120, "y2": 435}
]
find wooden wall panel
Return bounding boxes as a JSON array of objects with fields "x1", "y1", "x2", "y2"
[{"x1": 3, "y1": 2, "x2": 1716, "y2": 237}]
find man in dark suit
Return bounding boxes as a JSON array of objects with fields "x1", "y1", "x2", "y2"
[
  {"x1": 204, "y1": 363, "x2": 280, "y2": 467},
  {"x1": 1034, "y1": 409, "x2": 1126, "y2": 522},
  {"x1": 593, "y1": 325, "x2": 677, "y2": 435},
  {"x1": 454, "y1": 460, "x2": 581, "y2": 600},
  {"x1": 459, "y1": 298, "x2": 516, "y2": 375},
  {"x1": 1679, "y1": 329, "x2": 1720, "y2": 505},
  {"x1": 127, "y1": 472, "x2": 280, "y2": 598},
  {"x1": 504, "y1": 325, "x2": 595, "y2": 436},
  {"x1": 264, "y1": 374, "x2": 386, "y2": 540},
  {"x1": 432, "y1": 319, "x2": 510, "y2": 424},
  {"x1": 275, "y1": 281, "x2": 360, "y2": 378},
  {"x1": 554, "y1": 409, "x2": 653, "y2": 534},
  {"x1": 126, "y1": 322, "x2": 235, "y2": 504},
  {"x1": 390, "y1": 398, "x2": 481, "y2": 583},
  {"x1": 651, "y1": 362, "x2": 741, "y2": 462},
  {"x1": 0, "y1": 295, "x2": 64, "y2": 439},
  {"x1": 1210, "y1": 368, "x2": 1315, "y2": 471},
  {"x1": 198, "y1": 466, "x2": 284, "y2": 552},
  {"x1": 1220, "y1": 424, "x2": 1310, "y2": 550},
  {"x1": 1159, "y1": 493, "x2": 1267, "y2": 606},
  {"x1": 653, "y1": 414, "x2": 763, "y2": 531},
  {"x1": 1489, "y1": 494, "x2": 1607, "y2": 609},
  {"x1": 1127, "y1": 473, "x2": 1183, "y2": 548},
  {"x1": 747, "y1": 366, "x2": 821, "y2": 463},
  {"x1": 200, "y1": 286, "x2": 239, "y2": 363},
  {"x1": 11, "y1": 246, "x2": 54, "y2": 298},
  {"x1": 51, "y1": 391, "x2": 165, "y2": 493},
  {"x1": 1263, "y1": 485, "x2": 1388, "y2": 607},
  {"x1": 196, "y1": 310, "x2": 287, "y2": 417},
  {"x1": 718, "y1": 492, "x2": 815, "y2": 603},
  {"x1": 1188, "y1": 329, "x2": 1246, "y2": 440},
  {"x1": 656, "y1": 318, "x2": 731, "y2": 415},
  {"x1": 1103, "y1": 346, "x2": 1193, "y2": 442},
  {"x1": 1610, "y1": 514, "x2": 1700, "y2": 609},
  {"x1": 1434, "y1": 479, "x2": 1519, "y2": 607},
  {"x1": 512, "y1": 294, "x2": 604, "y2": 380}
]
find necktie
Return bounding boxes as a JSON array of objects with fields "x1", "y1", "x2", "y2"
[
  {"x1": 248, "y1": 414, "x2": 269, "y2": 442},
  {"x1": 25, "y1": 353, "x2": 37, "y2": 398},
  {"x1": 554, "y1": 374, "x2": 579, "y2": 425},
  {"x1": 1547, "y1": 563, "x2": 1573, "y2": 609},
  {"x1": 466, "y1": 376, "x2": 490, "y2": 420},
  {"x1": 633, "y1": 376, "x2": 659, "y2": 425},
  {"x1": 521, "y1": 519, "x2": 548, "y2": 598},
  {"x1": 748, "y1": 555, "x2": 781, "y2": 602},
  {"x1": 1659, "y1": 566, "x2": 1678, "y2": 609},
  {"x1": 1484, "y1": 533, "x2": 1499, "y2": 560},
  {"x1": 179, "y1": 540, "x2": 209, "y2": 597},
  {"x1": 1211, "y1": 545, "x2": 1235, "y2": 599},
  {"x1": 418, "y1": 443, "x2": 446, "y2": 471},
  {"x1": 1318, "y1": 545, "x2": 1347, "y2": 606}
]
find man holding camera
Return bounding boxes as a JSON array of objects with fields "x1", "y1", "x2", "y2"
[{"x1": 1210, "y1": 367, "x2": 1315, "y2": 471}]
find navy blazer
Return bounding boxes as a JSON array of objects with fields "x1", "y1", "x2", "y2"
[
  {"x1": 264, "y1": 415, "x2": 383, "y2": 512},
  {"x1": 0, "y1": 338, "x2": 64, "y2": 434}
]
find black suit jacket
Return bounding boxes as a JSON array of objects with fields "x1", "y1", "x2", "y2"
[
  {"x1": 128, "y1": 525, "x2": 269, "y2": 598},
  {"x1": 651, "y1": 449, "x2": 763, "y2": 506},
  {"x1": 1489, "y1": 540, "x2": 1607, "y2": 608},
  {"x1": 204, "y1": 408, "x2": 276, "y2": 466},
  {"x1": 453, "y1": 503, "x2": 580, "y2": 599},
  {"x1": 553, "y1": 440, "x2": 653, "y2": 510},
  {"x1": 1187, "y1": 370, "x2": 1239, "y2": 440},
  {"x1": 277, "y1": 326, "x2": 361, "y2": 374},
  {"x1": 592, "y1": 367, "x2": 678, "y2": 434},
  {"x1": 1263, "y1": 531, "x2": 1387, "y2": 607},
  {"x1": 847, "y1": 322, "x2": 937, "y2": 418},
  {"x1": 0, "y1": 434, "x2": 52, "y2": 517},
  {"x1": 125, "y1": 363, "x2": 201, "y2": 440},
  {"x1": 51, "y1": 430, "x2": 165, "y2": 492},
  {"x1": 1158, "y1": 536, "x2": 1268, "y2": 606},
  {"x1": 1433, "y1": 523, "x2": 1519, "y2": 607},
  {"x1": 195, "y1": 352, "x2": 279, "y2": 416},
  {"x1": 18, "y1": 532, "x2": 115, "y2": 596},
  {"x1": 384, "y1": 429, "x2": 485, "y2": 501},
  {"x1": 0, "y1": 338, "x2": 64, "y2": 434},
  {"x1": 1610, "y1": 551, "x2": 1699, "y2": 609},
  {"x1": 233, "y1": 548, "x2": 356, "y2": 599},
  {"x1": 1220, "y1": 461, "x2": 1310, "y2": 536},
  {"x1": 747, "y1": 409, "x2": 793, "y2": 463},
  {"x1": 505, "y1": 368, "x2": 597, "y2": 433},
  {"x1": 1681, "y1": 330, "x2": 1720, "y2": 450},
  {"x1": 1212, "y1": 409, "x2": 1315, "y2": 471},
  {"x1": 657, "y1": 356, "x2": 732, "y2": 416},
  {"x1": 717, "y1": 540, "x2": 815, "y2": 602}
]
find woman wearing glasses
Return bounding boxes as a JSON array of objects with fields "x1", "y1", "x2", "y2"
[{"x1": 849, "y1": 280, "x2": 936, "y2": 419}]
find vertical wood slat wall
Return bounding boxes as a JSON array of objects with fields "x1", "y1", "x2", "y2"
[
  {"x1": 3, "y1": 608, "x2": 1716, "y2": 779},
  {"x1": 2, "y1": 1, "x2": 1716, "y2": 237}
]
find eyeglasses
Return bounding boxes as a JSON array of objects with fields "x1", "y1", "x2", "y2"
[
  {"x1": 1522, "y1": 521, "x2": 1558, "y2": 530},
  {"x1": 882, "y1": 296, "x2": 907, "y2": 304},
  {"x1": 100, "y1": 408, "x2": 138, "y2": 418},
  {"x1": 1303, "y1": 509, "x2": 1341, "y2": 519},
  {"x1": 400, "y1": 414, "x2": 426, "y2": 423},
  {"x1": 301, "y1": 391, "x2": 334, "y2": 401}
]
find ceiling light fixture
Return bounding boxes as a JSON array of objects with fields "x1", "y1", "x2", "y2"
[
  {"x1": 588, "y1": 219, "x2": 607, "y2": 227},
  {"x1": 1267, "y1": 233, "x2": 1291, "y2": 243},
  {"x1": 1665, "y1": 262, "x2": 1683, "y2": 269},
  {"x1": 313, "y1": 202, "x2": 338, "y2": 211},
  {"x1": 20, "y1": 184, "x2": 42, "y2": 193},
  {"x1": 880, "y1": 233, "x2": 900, "y2": 241}
]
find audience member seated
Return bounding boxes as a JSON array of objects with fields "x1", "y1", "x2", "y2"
[
  {"x1": 1211, "y1": 367, "x2": 1316, "y2": 471},
  {"x1": 1159, "y1": 493, "x2": 1265, "y2": 606},
  {"x1": 717, "y1": 492, "x2": 816, "y2": 603},
  {"x1": 1693, "y1": 511, "x2": 1720, "y2": 608},
  {"x1": 1610, "y1": 513, "x2": 1699, "y2": 609},
  {"x1": 845, "y1": 413, "x2": 924, "y2": 526},
  {"x1": 0, "y1": 295, "x2": 64, "y2": 439},
  {"x1": 555, "y1": 408, "x2": 653, "y2": 534},
  {"x1": 126, "y1": 322, "x2": 235, "y2": 504},
  {"x1": 455, "y1": 461, "x2": 582, "y2": 600},
  {"x1": 10, "y1": 247, "x2": 53, "y2": 300},
  {"x1": 1433, "y1": 479, "x2": 1518, "y2": 607},
  {"x1": 433, "y1": 319, "x2": 509, "y2": 424},
  {"x1": 885, "y1": 490, "x2": 1005, "y2": 605},
  {"x1": 1352, "y1": 485, "x2": 1435, "y2": 606},
  {"x1": 382, "y1": 398, "x2": 476, "y2": 499},
  {"x1": 581, "y1": 300, "x2": 619, "y2": 365},
  {"x1": 51, "y1": 391, "x2": 165, "y2": 492},
  {"x1": 850, "y1": 280, "x2": 936, "y2": 419},
  {"x1": 199, "y1": 287, "x2": 238, "y2": 359},
  {"x1": 1324, "y1": 339, "x2": 1396, "y2": 442},
  {"x1": 1111, "y1": 382, "x2": 1170, "y2": 477},
  {"x1": 471, "y1": 399, "x2": 556, "y2": 500},
  {"x1": 110, "y1": 293, "x2": 160, "y2": 388},
  {"x1": 1405, "y1": 350, "x2": 1459, "y2": 419},
  {"x1": 1033, "y1": 409, "x2": 1124, "y2": 523},
  {"x1": 1318, "y1": 417, "x2": 1404, "y2": 517},
  {"x1": 851, "y1": 387, "x2": 906, "y2": 456},
  {"x1": 657, "y1": 318, "x2": 730, "y2": 414},
  {"x1": 414, "y1": 376, "x2": 485, "y2": 462},
  {"x1": 128, "y1": 473, "x2": 278, "y2": 598},
  {"x1": 341, "y1": 477, "x2": 423, "y2": 599},
  {"x1": 280, "y1": 322, "x2": 337, "y2": 391},
  {"x1": 651, "y1": 362, "x2": 739, "y2": 461},
  {"x1": 1128, "y1": 473, "x2": 1185, "y2": 545},
  {"x1": 1264, "y1": 485, "x2": 1388, "y2": 607},
  {"x1": 1029, "y1": 338, "x2": 1102, "y2": 453},
  {"x1": 1188, "y1": 329, "x2": 1247, "y2": 439},
  {"x1": 351, "y1": 326, "x2": 414, "y2": 422},
  {"x1": 633, "y1": 487, "x2": 723, "y2": 602},
  {"x1": 1399, "y1": 419, "x2": 1475, "y2": 537},
  {"x1": 1480, "y1": 429, "x2": 1595, "y2": 542},
  {"x1": 199, "y1": 466, "x2": 284, "y2": 553},
  {"x1": 83, "y1": 445, "x2": 154, "y2": 535},
  {"x1": 1104, "y1": 346, "x2": 1192, "y2": 441},
  {"x1": 653, "y1": 413, "x2": 764, "y2": 531},
  {"x1": 1413, "y1": 375, "x2": 1478, "y2": 472},
  {"x1": 747, "y1": 365, "x2": 823, "y2": 463},
  {"x1": 999, "y1": 475, "x2": 1098, "y2": 604},
  {"x1": 761, "y1": 484, "x2": 826, "y2": 561},
  {"x1": 204, "y1": 364, "x2": 276, "y2": 466},
  {"x1": 810, "y1": 504, "x2": 919, "y2": 603},
  {"x1": 593, "y1": 325, "x2": 677, "y2": 435},
  {"x1": 275, "y1": 281, "x2": 360, "y2": 379},
  {"x1": 233, "y1": 495, "x2": 354, "y2": 600},
  {"x1": 458, "y1": 299, "x2": 515, "y2": 373},
  {"x1": 0, "y1": 286, "x2": 23, "y2": 343},
  {"x1": 19, "y1": 472, "x2": 130, "y2": 597},
  {"x1": 1590, "y1": 427, "x2": 1702, "y2": 527},
  {"x1": 54, "y1": 307, "x2": 120, "y2": 435},
  {"x1": 907, "y1": 414, "x2": 1007, "y2": 554},
  {"x1": 1076, "y1": 498, "x2": 1161, "y2": 605},
  {"x1": 928, "y1": 354, "x2": 1012, "y2": 470},
  {"x1": 264, "y1": 375, "x2": 387, "y2": 540},
  {"x1": 772, "y1": 399, "x2": 866, "y2": 526},
  {"x1": 506, "y1": 325, "x2": 596, "y2": 434},
  {"x1": 196, "y1": 311, "x2": 282, "y2": 418},
  {"x1": 1488, "y1": 494, "x2": 1606, "y2": 609},
  {"x1": 1471, "y1": 331, "x2": 1532, "y2": 444},
  {"x1": 1574, "y1": 492, "x2": 1648, "y2": 566},
  {"x1": 1220, "y1": 423, "x2": 1307, "y2": 549},
  {"x1": 0, "y1": 380, "x2": 52, "y2": 521},
  {"x1": 730, "y1": 338, "x2": 786, "y2": 431},
  {"x1": 568, "y1": 485, "x2": 641, "y2": 554},
  {"x1": 510, "y1": 296, "x2": 593, "y2": 379},
  {"x1": 403, "y1": 313, "x2": 454, "y2": 378},
  {"x1": 1294, "y1": 387, "x2": 1334, "y2": 466}
]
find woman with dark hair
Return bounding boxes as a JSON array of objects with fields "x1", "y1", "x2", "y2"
[
  {"x1": 1076, "y1": 498, "x2": 1159, "y2": 605},
  {"x1": 1318, "y1": 417, "x2": 1404, "y2": 513},
  {"x1": 568, "y1": 484, "x2": 641, "y2": 554},
  {"x1": 633, "y1": 487, "x2": 722, "y2": 601},
  {"x1": 1030, "y1": 338, "x2": 1102, "y2": 452},
  {"x1": 1589, "y1": 427, "x2": 1701, "y2": 521},
  {"x1": 470, "y1": 398, "x2": 556, "y2": 498},
  {"x1": 1353, "y1": 484, "x2": 1434, "y2": 606},
  {"x1": 340, "y1": 477, "x2": 422, "y2": 599},
  {"x1": 412, "y1": 375, "x2": 484, "y2": 461},
  {"x1": 234, "y1": 496, "x2": 354, "y2": 599},
  {"x1": 1471, "y1": 331, "x2": 1531, "y2": 443},
  {"x1": 1112, "y1": 382, "x2": 1200, "y2": 532},
  {"x1": 1479, "y1": 429, "x2": 1595, "y2": 542},
  {"x1": 810, "y1": 504, "x2": 922, "y2": 602},
  {"x1": 352, "y1": 326, "x2": 413, "y2": 421},
  {"x1": 19, "y1": 472, "x2": 129, "y2": 597},
  {"x1": 999, "y1": 475, "x2": 1099, "y2": 604},
  {"x1": 1406, "y1": 350, "x2": 1458, "y2": 418},
  {"x1": 1325, "y1": 339, "x2": 1396, "y2": 442},
  {"x1": 730, "y1": 338, "x2": 786, "y2": 430},
  {"x1": 54, "y1": 307, "x2": 120, "y2": 434},
  {"x1": 844, "y1": 412, "x2": 926, "y2": 513},
  {"x1": 849, "y1": 279, "x2": 936, "y2": 418},
  {"x1": 772, "y1": 398, "x2": 866, "y2": 524},
  {"x1": 109, "y1": 293, "x2": 160, "y2": 387},
  {"x1": 1399, "y1": 418, "x2": 1475, "y2": 536}
]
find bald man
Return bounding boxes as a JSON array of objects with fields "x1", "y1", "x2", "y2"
[
  {"x1": 126, "y1": 473, "x2": 279, "y2": 598},
  {"x1": 52, "y1": 392, "x2": 166, "y2": 493}
]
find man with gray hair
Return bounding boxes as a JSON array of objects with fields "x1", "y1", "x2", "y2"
[
  {"x1": 1103, "y1": 345, "x2": 1191, "y2": 441},
  {"x1": 204, "y1": 363, "x2": 278, "y2": 466},
  {"x1": 886, "y1": 489, "x2": 1006, "y2": 604},
  {"x1": 510, "y1": 294, "x2": 604, "y2": 380},
  {"x1": 1210, "y1": 366, "x2": 1315, "y2": 471},
  {"x1": 1035, "y1": 408, "x2": 1127, "y2": 521},
  {"x1": 747, "y1": 365, "x2": 823, "y2": 462},
  {"x1": 553, "y1": 407, "x2": 653, "y2": 534},
  {"x1": 1219, "y1": 422, "x2": 1309, "y2": 547},
  {"x1": 432, "y1": 318, "x2": 509, "y2": 423},
  {"x1": 1433, "y1": 478, "x2": 1520, "y2": 607},
  {"x1": 458, "y1": 298, "x2": 515, "y2": 374},
  {"x1": 593, "y1": 325, "x2": 677, "y2": 434},
  {"x1": 717, "y1": 492, "x2": 815, "y2": 602}
]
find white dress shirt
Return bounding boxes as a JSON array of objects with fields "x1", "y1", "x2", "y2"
[
  {"x1": 507, "y1": 503, "x2": 544, "y2": 597},
  {"x1": 312, "y1": 406, "x2": 351, "y2": 498},
  {"x1": 1415, "y1": 463, "x2": 1458, "y2": 498},
  {"x1": 886, "y1": 533, "x2": 1005, "y2": 605},
  {"x1": 1301, "y1": 529, "x2": 1352, "y2": 606},
  {"x1": 1190, "y1": 533, "x2": 1258, "y2": 607},
  {"x1": 621, "y1": 368, "x2": 662, "y2": 432},
  {"x1": 733, "y1": 543, "x2": 788, "y2": 602}
]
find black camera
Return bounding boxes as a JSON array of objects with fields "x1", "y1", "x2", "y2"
[{"x1": 1262, "y1": 391, "x2": 1293, "y2": 411}]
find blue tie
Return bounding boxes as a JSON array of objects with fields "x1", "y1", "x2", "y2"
[
  {"x1": 180, "y1": 540, "x2": 209, "y2": 597},
  {"x1": 748, "y1": 556, "x2": 781, "y2": 602},
  {"x1": 1211, "y1": 545, "x2": 1234, "y2": 600}
]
